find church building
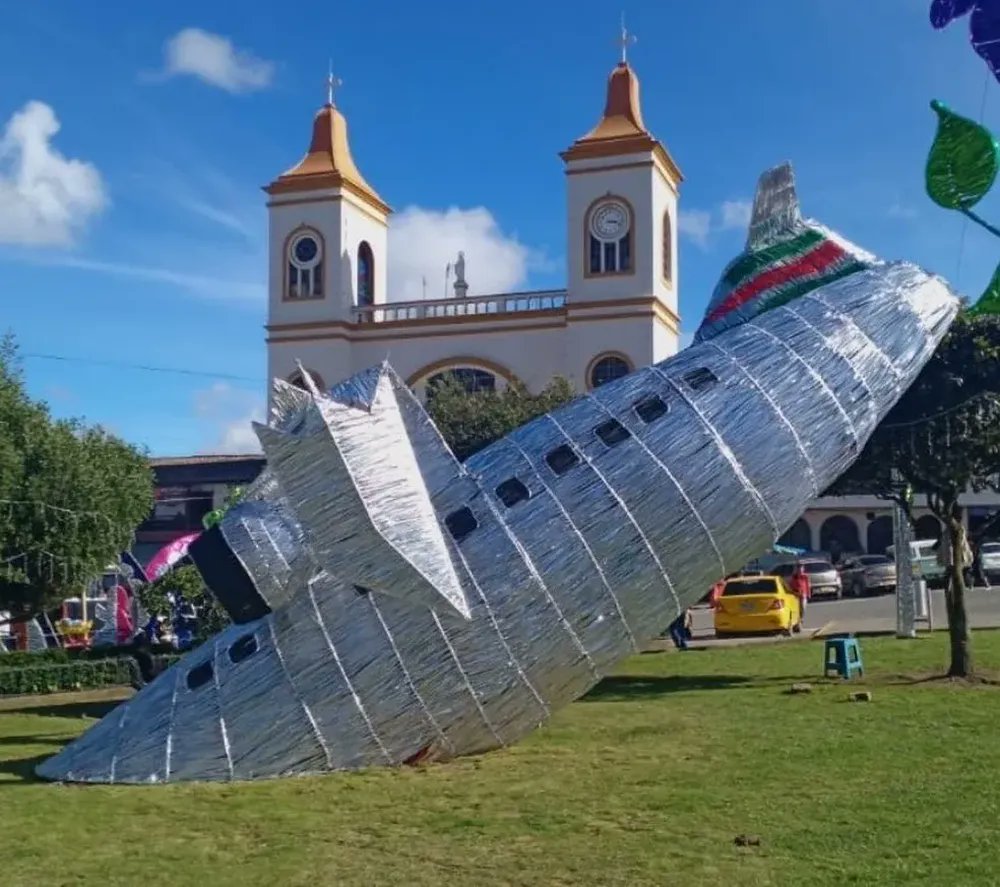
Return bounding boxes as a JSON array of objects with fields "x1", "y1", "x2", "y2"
[{"x1": 264, "y1": 56, "x2": 682, "y2": 405}]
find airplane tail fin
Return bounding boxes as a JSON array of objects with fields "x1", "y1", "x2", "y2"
[{"x1": 694, "y1": 162, "x2": 874, "y2": 343}]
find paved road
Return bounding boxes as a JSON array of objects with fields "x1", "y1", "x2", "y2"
[{"x1": 679, "y1": 586, "x2": 1000, "y2": 648}]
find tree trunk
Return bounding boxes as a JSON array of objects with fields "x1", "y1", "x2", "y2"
[{"x1": 943, "y1": 504, "x2": 974, "y2": 677}]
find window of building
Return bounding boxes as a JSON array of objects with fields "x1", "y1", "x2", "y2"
[
  {"x1": 357, "y1": 241, "x2": 374, "y2": 306},
  {"x1": 634, "y1": 395, "x2": 668, "y2": 424},
  {"x1": 545, "y1": 444, "x2": 580, "y2": 476},
  {"x1": 589, "y1": 355, "x2": 630, "y2": 389},
  {"x1": 445, "y1": 506, "x2": 478, "y2": 543},
  {"x1": 228, "y1": 634, "x2": 258, "y2": 665},
  {"x1": 682, "y1": 367, "x2": 720, "y2": 392},
  {"x1": 662, "y1": 210, "x2": 673, "y2": 284},
  {"x1": 595, "y1": 418, "x2": 631, "y2": 448},
  {"x1": 587, "y1": 198, "x2": 632, "y2": 275},
  {"x1": 287, "y1": 229, "x2": 324, "y2": 299},
  {"x1": 425, "y1": 368, "x2": 497, "y2": 403},
  {"x1": 186, "y1": 660, "x2": 214, "y2": 691},
  {"x1": 495, "y1": 478, "x2": 530, "y2": 508}
]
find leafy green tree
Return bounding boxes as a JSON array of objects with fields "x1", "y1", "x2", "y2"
[
  {"x1": 141, "y1": 563, "x2": 229, "y2": 642},
  {"x1": 829, "y1": 313, "x2": 1000, "y2": 677},
  {"x1": 425, "y1": 374, "x2": 575, "y2": 461},
  {"x1": 0, "y1": 335, "x2": 154, "y2": 618}
]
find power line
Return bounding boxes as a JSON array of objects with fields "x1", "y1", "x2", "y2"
[
  {"x1": 21, "y1": 351, "x2": 264, "y2": 384},
  {"x1": 881, "y1": 391, "x2": 1000, "y2": 429}
]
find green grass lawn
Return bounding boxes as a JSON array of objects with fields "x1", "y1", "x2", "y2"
[{"x1": 1, "y1": 633, "x2": 998, "y2": 887}]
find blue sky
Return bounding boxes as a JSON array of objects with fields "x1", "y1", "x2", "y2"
[{"x1": 0, "y1": 0, "x2": 997, "y2": 456}]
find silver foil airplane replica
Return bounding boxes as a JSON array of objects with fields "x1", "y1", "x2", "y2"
[{"x1": 38, "y1": 164, "x2": 959, "y2": 783}]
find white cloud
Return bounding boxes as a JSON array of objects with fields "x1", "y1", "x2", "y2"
[
  {"x1": 388, "y1": 206, "x2": 544, "y2": 301},
  {"x1": 678, "y1": 209, "x2": 712, "y2": 248},
  {"x1": 720, "y1": 199, "x2": 752, "y2": 230},
  {"x1": 162, "y1": 29, "x2": 273, "y2": 93},
  {"x1": 887, "y1": 202, "x2": 917, "y2": 220},
  {"x1": 193, "y1": 382, "x2": 264, "y2": 453},
  {"x1": 679, "y1": 198, "x2": 752, "y2": 249},
  {"x1": 0, "y1": 101, "x2": 106, "y2": 246},
  {"x1": 35, "y1": 254, "x2": 264, "y2": 303}
]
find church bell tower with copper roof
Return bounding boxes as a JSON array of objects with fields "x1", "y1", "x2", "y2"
[
  {"x1": 561, "y1": 45, "x2": 682, "y2": 319},
  {"x1": 264, "y1": 71, "x2": 389, "y2": 367}
]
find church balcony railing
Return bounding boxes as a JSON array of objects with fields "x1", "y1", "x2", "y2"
[{"x1": 354, "y1": 289, "x2": 567, "y2": 324}]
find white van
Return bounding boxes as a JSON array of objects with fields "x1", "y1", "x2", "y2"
[{"x1": 886, "y1": 539, "x2": 946, "y2": 586}]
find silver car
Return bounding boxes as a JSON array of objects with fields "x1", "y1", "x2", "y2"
[
  {"x1": 839, "y1": 554, "x2": 897, "y2": 597},
  {"x1": 774, "y1": 559, "x2": 843, "y2": 599}
]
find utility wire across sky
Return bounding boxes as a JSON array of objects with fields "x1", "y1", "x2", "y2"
[{"x1": 21, "y1": 351, "x2": 264, "y2": 384}]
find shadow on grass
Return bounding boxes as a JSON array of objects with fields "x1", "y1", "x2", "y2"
[
  {"x1": 582, "y1": 674, "x2": 754, "y2": 701},
  {"x1": 0, "y1": 752, "x2": 50, "y2": 785},
  {"x1": 0, "y1": 699, "x2": 123, "y2": 721}
]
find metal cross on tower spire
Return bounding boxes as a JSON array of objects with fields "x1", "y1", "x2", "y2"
[
  {"x1": 618, "y1": 13, "x2": 637, "y2": 64},
  {"x1": 327, "y1": 60, "x2": 342, "y2": 106}
]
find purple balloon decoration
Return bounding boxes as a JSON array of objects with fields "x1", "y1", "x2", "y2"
[
  {"x1": 930, "y1": 0, "x2": 975, "y2": 29},
  {"x1": 931, "y1": 0, "x2": 1000, "y2": 84},
  {"x1": 971, "y1": 1, "x2": 1000, "y2": 82}
]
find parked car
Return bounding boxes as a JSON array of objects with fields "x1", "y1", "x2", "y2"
[
  {"x1": 839, "y1": 554, "x2": 896, "y2": 597},
  {"x1": 773, "y1": 559, "x2": 843, "y2": 599},
  {"x1": 887, "y1": 539, "x2": 947, "y2": 587},
  {"x1": 714, "y1": 575, "x2": 801, "y2": 637},
  {"x1": 979, "y1": 541, "x2": 1000, "y2": 581}
]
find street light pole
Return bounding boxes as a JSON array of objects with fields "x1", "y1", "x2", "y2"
[{"x1": 892, "y1": 468, "x2": 916, "y2": 638}]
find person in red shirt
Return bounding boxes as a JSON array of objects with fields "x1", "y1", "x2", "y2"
[
  {"x1": 790, "y1": 564, "x2": 811, "y2": 625},
  {"x1": 708, "y1": 578, "x2": 725, "y2": 610}
]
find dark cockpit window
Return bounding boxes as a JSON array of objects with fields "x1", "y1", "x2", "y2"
[
  {"x1": 496, "y1": 478, "x2": 531, "y2": 508},
  {"x1": 595, "y1": 418, "x2": 631, "y2": 448}
]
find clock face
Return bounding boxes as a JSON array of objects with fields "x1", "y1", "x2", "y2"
[
  {"x1": 291, "y1": 235, "x2": 320, "y2": 266},
  {"x1": 590, "y1": 201, "x2": 629, "y2": 240}
]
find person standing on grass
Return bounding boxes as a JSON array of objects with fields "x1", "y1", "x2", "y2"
[
  {"x1": 667, "y1": 609, "x2": 690, "y2": 650},
  {"x1": 790, "y1": 564, "x2": 810, "y2": 625}
]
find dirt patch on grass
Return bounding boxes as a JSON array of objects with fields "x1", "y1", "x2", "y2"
[{"x1": 884, "y1": 670, "x2": 1000, "y2": 688}]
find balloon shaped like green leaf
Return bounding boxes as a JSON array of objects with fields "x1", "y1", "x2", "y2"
[
  {"x1": 926, "y1": 100, "x2": 1000, "y2": 209},
  {"x1": 969, "y1": 261, "x2": 1000, "y2": 315}
]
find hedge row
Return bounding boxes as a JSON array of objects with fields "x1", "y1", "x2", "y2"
[
  {"x1": 0, "y1": 655, "x2": 182, "y2": 696},
  {"x1": 0, "y1": 643, "x2": 176, "y2": 669}
]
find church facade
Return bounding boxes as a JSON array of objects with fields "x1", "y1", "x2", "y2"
[
  {"x1": 257, "y1": 55, "x2": 967, "y2": 559},
  {"x1": 265, "y1": 59, "x2": 681, "y2": 405}
]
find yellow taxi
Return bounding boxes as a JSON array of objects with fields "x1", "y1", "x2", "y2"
[{"x1": 713, "y1": 575, "x2": 802, "y2": 637}]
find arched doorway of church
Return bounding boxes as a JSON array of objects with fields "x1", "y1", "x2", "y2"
[
  {"x1": 820, "y1": 515, "x2": 860, "y2": 563},
  {"x1": 914, "y1": 514, "x2": 942, "y2": 542},
  {"x1": 779, "y1": 519, "x2": 811, "y2": 552},
  {"x1": 866, "y1": 515, "x2": 894, "y2": 555}
]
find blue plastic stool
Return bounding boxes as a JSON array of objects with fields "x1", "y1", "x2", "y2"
[{"x1": 824, "y1": 635, "x2": 864, "y2": 679}]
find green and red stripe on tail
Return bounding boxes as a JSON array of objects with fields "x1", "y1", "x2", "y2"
[{"x1": 695, "y1": 163, "x2": 871, "y2": 343}]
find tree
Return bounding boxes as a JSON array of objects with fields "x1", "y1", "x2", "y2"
[
  {"x1": 141, "y1": 563, "x2": 229, "y2": 642},
  {"x1": 829, "y1": 313, "x2": 1000, "y2": 677},
  {"x1": 0, "y1": 335, "x2": 154, "y2": 617},
  {"x1": 425, "y1": 375, "x2": 575, "y2": 461}
]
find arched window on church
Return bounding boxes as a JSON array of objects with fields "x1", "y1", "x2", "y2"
[
  {"x1": 588, "y1": 354, "x2": 631, "y2": 389},
  {"x1": 587, "y1": 198, "x2": 632, "y2": 276},
  {"x1": 662, "y1": 210, "x2": 673, "y2": 284},
  {"x1": 357, "y1": 241, "x2": 374, "y2": 306},
  {"x1": 286, "y1": 229, "x2": 324, "y2": 300},
  {"x1": 425, "y1": 368, "x2": 497, "y2": 403}
]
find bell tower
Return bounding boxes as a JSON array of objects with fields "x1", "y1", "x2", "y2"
[
  {"x1": 561, "y1": 52, "x2": 682, "y2": 317},
  {"x1": 264, "y1": 72, "x2": 391, "y2": 396},
  {"x1": 265, "y1": 73, "x2": 390, "y2": 329}
]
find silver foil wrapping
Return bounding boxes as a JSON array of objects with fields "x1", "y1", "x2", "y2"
[{"x1": 37, "y1": 164, "x2": 960, "y2": 783}]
